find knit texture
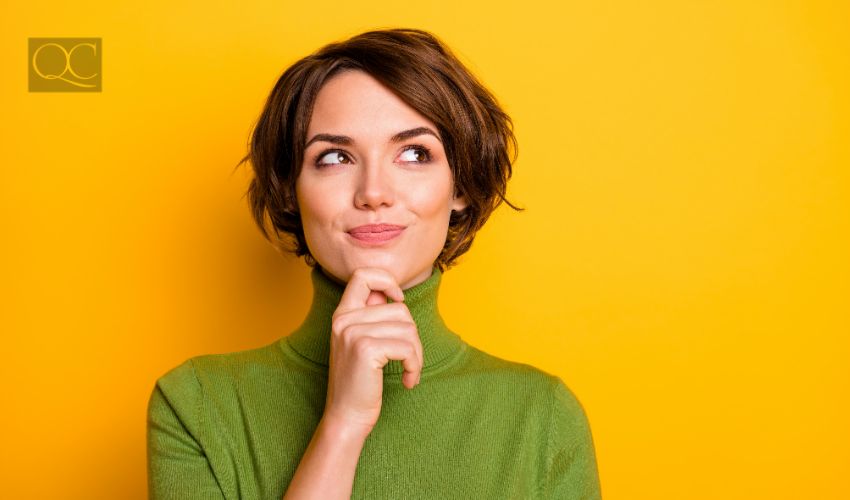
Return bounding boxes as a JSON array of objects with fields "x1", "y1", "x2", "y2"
[{"x1": 147, "y1": 265, "x2": 602, "y2": 499}]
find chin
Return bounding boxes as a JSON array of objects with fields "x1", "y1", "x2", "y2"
[
  {"x1": 318, "y1": 254, "x2": 403, "y2": 284},
  {"x1": 352, "y1": 257, "x2": 407, "y2": 282}
]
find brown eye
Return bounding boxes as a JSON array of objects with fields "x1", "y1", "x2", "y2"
[
  {"x1": 315, "y1": 150, "x2": 351, "y2": 168},
  {"x1": 399, "y1": 145, "x2": 432, "y2": 163}
]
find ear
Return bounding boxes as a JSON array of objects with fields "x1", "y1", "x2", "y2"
[{"x1": 451, "y1": 193, "x2": 468, "y2": 213}]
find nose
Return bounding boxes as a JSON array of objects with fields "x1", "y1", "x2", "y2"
[{"x1": 353, "y1": 160, "x2": 395, "y2": 210}]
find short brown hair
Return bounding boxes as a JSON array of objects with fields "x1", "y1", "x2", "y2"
[{"x1": 236, "y1": 28, "x2": 523, "y2": 272}]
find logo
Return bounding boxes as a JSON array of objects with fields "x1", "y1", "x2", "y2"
[{"x1": 28, "y1": 37, "x2": 102, "y2": 92}]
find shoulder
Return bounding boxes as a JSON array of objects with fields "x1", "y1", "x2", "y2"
[
  {"x1": 151, "y1": 340, "x2": 285, "y2": 400},
  {"x1": 545, "y1": 372, "x2": 593, "y2": 447},
  {"x1": 461, "y1": 344, "x2": 587, "y2": 412},
  {"x1": 461, "y1": 343, "x2": 563, "y2": 383}
]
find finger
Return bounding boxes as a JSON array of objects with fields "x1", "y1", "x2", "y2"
[
  {"x1": 332, "y1": 302, "x2": 414, "y2": 337},
  {"x1": 355, "y1": 337, "x2": 422, "y2": 389},
  {"x1": 366, "y1": 290, "x2": 388, "y2": 306},
  {"x1": 340, "y1": 321, "x2": 423, "y2": 377},
  {"x1": 336, "y1": 268, "x2": 405, "y2": 314}
]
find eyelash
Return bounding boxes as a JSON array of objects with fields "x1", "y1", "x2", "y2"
[{"x1": 312, "y1": 144, "x2": 433, "y2": 168}]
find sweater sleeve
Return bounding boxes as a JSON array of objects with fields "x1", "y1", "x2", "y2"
[
  {"x1": 541, "y1": 375, "x2": 602, "y2": 499},
  {"x1": 146, "y1": 359, "x2": 226, "y2": 500}
]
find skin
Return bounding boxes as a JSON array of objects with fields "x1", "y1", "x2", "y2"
[
  {"x1": 283, "y1": 69, "x2": 468, "y2": 499},
  {"x1": 294, "y1": 68, "x2": 468, "y2": 290}
]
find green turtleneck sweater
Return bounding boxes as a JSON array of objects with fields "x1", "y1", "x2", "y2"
[{"x1": 147, "y1": 265, "x2": 601, "y2": 499}]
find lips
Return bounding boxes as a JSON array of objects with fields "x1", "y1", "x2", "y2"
[
  {"x1": 347, "y1": 223, "x2": 406, "y2": 244},
  {"x1": 348, "y1": 223, "x2": 406, "y2": 235}
]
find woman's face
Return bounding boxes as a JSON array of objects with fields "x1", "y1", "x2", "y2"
[{"x1": 295, "y1": 69, "x2": 467, "y2": 290}]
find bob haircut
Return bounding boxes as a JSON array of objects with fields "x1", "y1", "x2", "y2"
[{"x1": 237, "y1": 28, "x2": 522, "y2": 272}]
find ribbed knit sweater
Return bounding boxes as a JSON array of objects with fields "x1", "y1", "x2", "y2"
[{"x1": 147, "y1": 265, "x2": 602, "y2": 499}]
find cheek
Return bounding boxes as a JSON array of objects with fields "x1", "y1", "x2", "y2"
[
  {"x1": 295, "y1": 190, "x2": 324, "y2": 247},
  {"x1": 296, "y1": 178, "x2": 335, "y2": 226},
  {"x1": 407, "y1": 173, "x2": 455, "y2": 217}
]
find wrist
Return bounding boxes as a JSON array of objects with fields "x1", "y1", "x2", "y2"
[{"x1": 319, "y1": 414, "x2": 373, "y2": 443}]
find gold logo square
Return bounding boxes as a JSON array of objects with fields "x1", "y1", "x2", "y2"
[{"x1": 28, "y1": 37, "x2": 102, "y2": 92}]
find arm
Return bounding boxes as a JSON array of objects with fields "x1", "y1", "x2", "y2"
[
  {"x1": 281, "y1": 416, "x2": 371, "y2": 500},
  {"x1": 541, "y1": 376, "x2": 602, "y2": 499},
  {"x1": 147, "y1": 360, "x2": 225, "y2": 500},
  {"x1": 282, "y1": 267, "x2": 420, "y2": 499}
]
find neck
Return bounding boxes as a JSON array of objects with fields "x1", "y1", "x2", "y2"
[{"x1": 285, "y1": 265, "x2": 466, "y2": 375}]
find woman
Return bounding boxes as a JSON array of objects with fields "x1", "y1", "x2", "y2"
[{"x1": 147, "y1": 28, "x2": 601, "y2": 499}]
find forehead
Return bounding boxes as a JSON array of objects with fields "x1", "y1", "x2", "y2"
[{"x1": 306, "y1": 70, "x2": 438, "y2": 139}]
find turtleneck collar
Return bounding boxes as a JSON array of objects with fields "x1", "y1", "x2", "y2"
[{"x1": 284, "y1": 265, "x2": 466, "y2": 375}]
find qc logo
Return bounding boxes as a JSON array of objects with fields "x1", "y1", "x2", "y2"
[{"x1": 28, "y1": 37, "x2": 102, "y2": 92}]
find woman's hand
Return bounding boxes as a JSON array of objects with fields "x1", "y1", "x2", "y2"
[{"x1": 321, "y1": 267, "x2": 424, "y2": 436}]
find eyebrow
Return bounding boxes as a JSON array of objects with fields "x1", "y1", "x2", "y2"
[{"x1": 304, "y1": 126, "x2": 442, "y2": 149}]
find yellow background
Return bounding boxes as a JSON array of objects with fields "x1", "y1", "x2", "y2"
[{"x1": 2, "y1": 1, "x2": 848, "y2": 498}]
